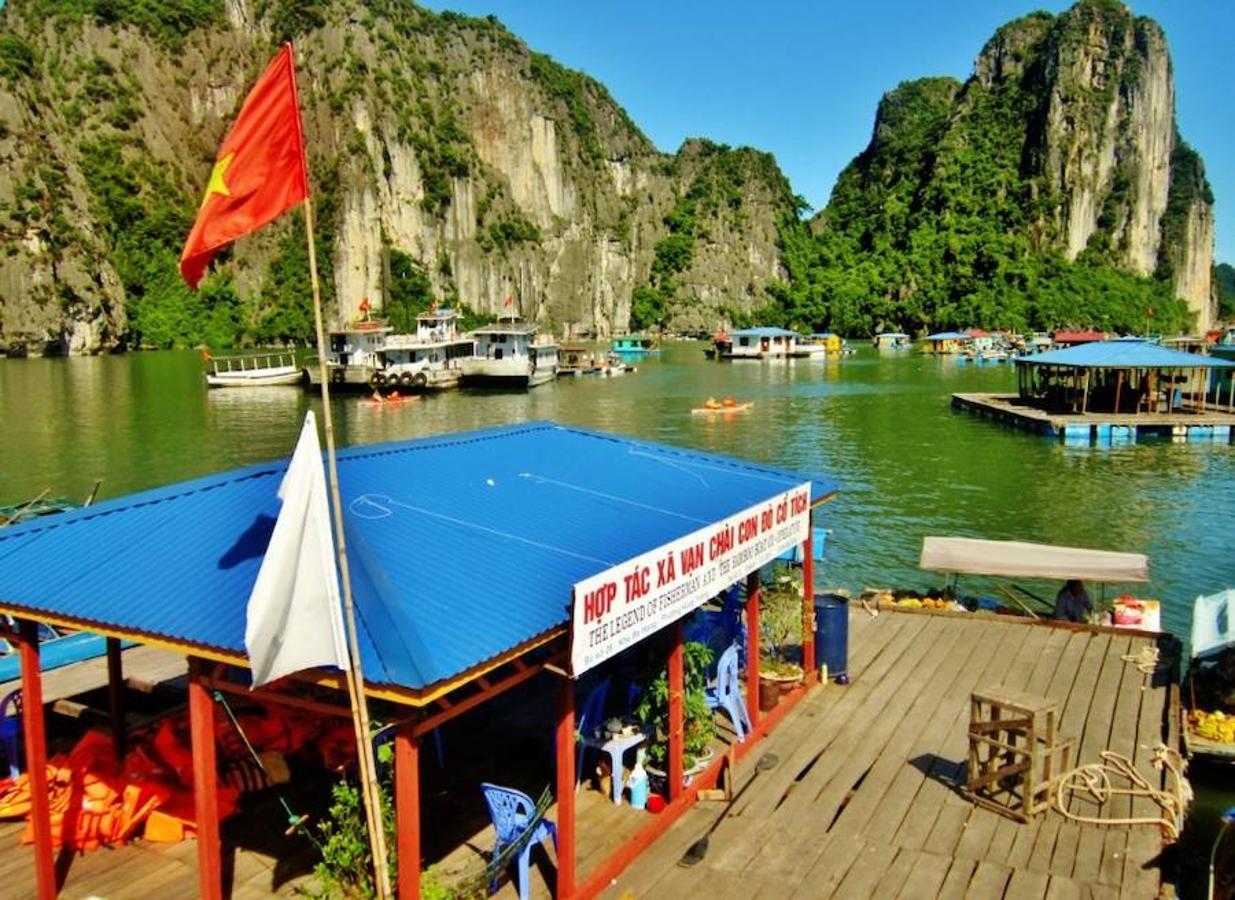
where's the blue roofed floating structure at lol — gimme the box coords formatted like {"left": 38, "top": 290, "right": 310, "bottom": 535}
{"left": 923, "top": 332, "right": 973, "bottom": 354}
{"left": 0, "top": 420, "right": 836, "bottom": 703}
{"left": 1013, "top": 338, "right": 1235, "bottom": 416}
{"left": 0, "top": 420, "right": 837, "bottom": 899}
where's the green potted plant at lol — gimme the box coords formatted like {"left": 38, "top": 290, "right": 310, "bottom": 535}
{"left": 635, "top": 641, "right": 717, "bottom": 785}
{"left": 759, "top": 564, "right": 805, "bottom": 709}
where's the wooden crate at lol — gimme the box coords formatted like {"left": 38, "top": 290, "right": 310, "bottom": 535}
{"left": 964, "top": 686, "right": 1074, "bottom": 823}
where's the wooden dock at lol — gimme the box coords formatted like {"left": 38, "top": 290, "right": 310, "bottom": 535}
{"left": 0, "top": 613, "right": 1180, "bottom": 899}
{"left": 605, "top": 610, "right": 1179, "bottom": 899}
{"left": 953, "top": 392, "right": 1235, "bottom": 443}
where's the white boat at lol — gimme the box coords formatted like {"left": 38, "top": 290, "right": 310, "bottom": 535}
{"left": 723, "top": 327, "right": 799, "bottom": 359}
{"left": 379, "top": 309, "right": 475, "bottom": 391}
{"left": 460, "top": 319, "right": 558, "bottom": 388}
{"left": 306, "top": 323, "right": 391, "bottom": 389}
{"left": 204, "top": 352, "right": 304, "bottom": 387}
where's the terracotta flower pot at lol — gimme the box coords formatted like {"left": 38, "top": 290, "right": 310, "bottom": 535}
{"left": 758, "top": 676, "right": 781, "bottom": 711}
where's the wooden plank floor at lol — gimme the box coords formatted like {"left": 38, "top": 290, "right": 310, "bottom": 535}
{"left": 0, "top": 644, "right": 186, "bottom": 704}
{"left": 604, "top": 610, "right": 1177, "bottom": 900}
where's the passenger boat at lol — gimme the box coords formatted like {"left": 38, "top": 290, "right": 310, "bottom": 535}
{"left": 610, "top": 335, "right": 660, "bottom": 355}
{"left": 792, "top": 334, "right": 833, "bottom": 358}
{"left": 377, "top": 309, "right": 475, "bottom": 391}
{"left": 460, "top": 319, "right": 558, "bottom": 388}
{"left": 305, "top": 322, "right": 391, "bottom": 390}
{"left": 558, "top": 346, "right": 596, "bottom": 377}
{"left": 204, "top": 352, "right": 304, "bottom": 387}
{"left": 1183, "top": 589, "right": 1235, "bottom": 762}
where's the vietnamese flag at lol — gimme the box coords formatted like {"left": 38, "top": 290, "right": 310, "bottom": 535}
{"left": 180, "top": 43, "right": 308, "bottom": 289}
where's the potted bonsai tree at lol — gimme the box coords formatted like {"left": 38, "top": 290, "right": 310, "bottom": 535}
{"left": 635, "top": 641, "right": 717, "bottom": 788}
{"left": 758, "top": 564, "right": 805, "bottom": 710}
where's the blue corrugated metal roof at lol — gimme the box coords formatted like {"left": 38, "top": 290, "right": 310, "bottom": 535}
{"left": 1016, "top": 339, "right": 1235, "bottom": 369}
{"left": 731, "top": 327, "right": 799, "bottom": 338}
{"left": 0, "top": 422, "right": 836, "bottom": 693}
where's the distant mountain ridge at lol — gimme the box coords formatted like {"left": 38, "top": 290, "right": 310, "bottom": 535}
{"left": 773, "top": 0, "right": 1216, "bottom": 336}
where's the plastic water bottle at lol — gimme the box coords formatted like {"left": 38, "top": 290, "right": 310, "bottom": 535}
{"left": 629, "top": 749, "right": 649, "bottom": 810}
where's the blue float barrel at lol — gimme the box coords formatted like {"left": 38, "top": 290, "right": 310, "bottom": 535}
{"left": 813, "top": 593, "right": 849, "bottom": 684}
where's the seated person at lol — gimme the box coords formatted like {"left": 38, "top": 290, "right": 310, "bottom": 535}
{"left": 1054, "top": 579, "right": 1092, "bottom": 622}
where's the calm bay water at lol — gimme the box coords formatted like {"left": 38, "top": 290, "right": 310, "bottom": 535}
{"left": 2, "top": 343, "right": 1231, "bottom": 639}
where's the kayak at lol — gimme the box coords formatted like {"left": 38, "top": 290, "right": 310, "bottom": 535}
{"left": 360, "top": 395, "right": 421, "bottom": 407}
{"left": 691, "top": 402, "right": 753, "bottom": 415}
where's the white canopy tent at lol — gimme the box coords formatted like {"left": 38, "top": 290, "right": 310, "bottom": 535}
{"left": 919, "top": 537, "right": 1149, "bottom": 583}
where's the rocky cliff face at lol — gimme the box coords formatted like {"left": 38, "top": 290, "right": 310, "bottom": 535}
{"left": 0, "top": 0, "right": 793, "bottom": 354}
{"left": 1017, "top": 1, "right": 1214, "bottom": 329}
{"left": 812, "top": 0, "right": 1215, "bottom": 334}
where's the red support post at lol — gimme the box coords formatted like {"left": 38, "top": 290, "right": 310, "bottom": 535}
{"left": 188, "top": 657, "right": 223, "bottom": 900}
{"left": 395, "top": 722, "right": 421, "bottom": 900}
{"left": 667, "top": 619, "right": 684, "bottom": 801}
{"left": 106, "top": 636, "right": 125, "bottom": 761}
{"left": 802, "top": 531, "right": 816, "bottom": 684}
{"left": 554, "top": 675, "right": 576, "bottom": 899}
{"left": 18, "top": 620, "right": 56, "bottom": 900}
{"left": 745, "top": 571, "right": 761, "bottom": 729}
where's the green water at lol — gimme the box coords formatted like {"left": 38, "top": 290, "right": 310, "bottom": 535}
{"left": 2, "top": 344, "right": 1231, "bottom": 637}
{"left": 1, "top": 343, "right": 1233, "bottom": 887}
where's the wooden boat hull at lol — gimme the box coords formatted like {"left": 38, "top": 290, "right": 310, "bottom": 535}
{"left": 206, "top": 368, "right": 304, "bottom": 387}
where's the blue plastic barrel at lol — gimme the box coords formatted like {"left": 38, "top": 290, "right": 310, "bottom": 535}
{"left": 813, "top": 593, "right": 849, "bottom": 685}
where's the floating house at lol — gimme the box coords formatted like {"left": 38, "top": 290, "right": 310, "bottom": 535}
{"left": 609, "top": 335, "right": 660, "bottom": 355}
{"left": 1052, "top": 330, "right": 1106, "bottom": 347}
{"left": 922, "top": 331, "right": 972, "bottom": 355}
{"left": 0, "top": 422, "right": 835, "bottom": 899}
{"left": 873, "top": 332, "right": 911, "bottom": 350}
{"left": 954, "top": 338, "right": 1235, "bottom": 442}
{"left": 724, "top": 327, "right": 799, "bottom": 359}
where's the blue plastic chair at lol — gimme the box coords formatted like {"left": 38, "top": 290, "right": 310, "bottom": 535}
{"left": 574, "top": 677, "right": 611, "bottom": 790}
{"left": 0, "top": 688, "right": 22, "bottom": 779}
{"left": 705, "top": 644, "right": 751, "bottom": 743}
{"left": 480, "top": 783, "right": 557, "bottom": 900}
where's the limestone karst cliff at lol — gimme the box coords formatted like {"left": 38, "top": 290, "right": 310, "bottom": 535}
{"left": 799, "top": 0, "right": 1216, "bottom": 335}
{"left": 0, "top": 0, "right": 794, "bottom": 354}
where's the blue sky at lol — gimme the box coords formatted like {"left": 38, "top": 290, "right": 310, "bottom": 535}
{"left": 421, "top": 0, "right": 1234, "bottom": 266}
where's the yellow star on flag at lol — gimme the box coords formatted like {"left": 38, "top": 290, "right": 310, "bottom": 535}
{"left": 200, "top": 152, "right": 235, "bottom": 208}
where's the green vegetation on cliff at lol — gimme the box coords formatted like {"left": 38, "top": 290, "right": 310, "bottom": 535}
{"left": 1216, "top": 263, "right": 1235, "bottom": 321}
{"left": 760, "top": 1, "right": 1204, "bottom": 336}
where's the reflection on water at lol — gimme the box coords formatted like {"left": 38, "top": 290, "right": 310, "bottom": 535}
{"left": 2, "top": 345, "right": 1233, "bottom": 639}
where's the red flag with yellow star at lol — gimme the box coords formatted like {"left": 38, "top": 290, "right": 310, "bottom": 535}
{"left": 180, "top": 43, "right": 308, "bottom": 289}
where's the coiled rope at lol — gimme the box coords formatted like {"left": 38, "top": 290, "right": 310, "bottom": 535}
{"left": 1053, "top": 744, "right": 1191, "bottom": 839}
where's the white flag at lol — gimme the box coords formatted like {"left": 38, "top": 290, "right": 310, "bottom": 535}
{"left": 245, "top": 411, "right": 351, "bottom": 687}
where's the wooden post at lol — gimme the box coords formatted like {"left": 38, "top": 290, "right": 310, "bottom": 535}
{"left": 395, "top": 722, "right": 420, "bottom": 900}
{"left": 188, "top": 657, "right": 222, "bottom": 900}
{"left": 1113, "top": 370, "right": 1124, "bottom": 414}
{"left": 554, "top": 675, "right": 576, "bottom": 898}
{"left": 302, "top": 150, "right": 392, "bottom": 900}
{"left": 1081, "top": 369, "right": 1090, "bottom": 414}
{"left": 667, "top": 620, "right": 684, "bottom": 802}
{"left": 745, "top": 571, "right": 761, "bottom": 730}
{"left": 801, "top": 531, "right": 816, "bottom": 683}
{"left": 106, "top": 637, "right": 125, "bottom": 761}
{"left": 18, "top": 620, "right": 55, "bottom": 900}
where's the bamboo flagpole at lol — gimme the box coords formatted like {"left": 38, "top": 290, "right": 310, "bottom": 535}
{"left": 179, "top": 42, "right": 392, "bottom": 896}
{"left": 292, "top": 61, "right": 394, "bottom": 899}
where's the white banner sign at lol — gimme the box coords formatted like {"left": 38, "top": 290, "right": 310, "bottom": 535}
{"left": 570, "top": 482, "right": 812, "bottom": 676}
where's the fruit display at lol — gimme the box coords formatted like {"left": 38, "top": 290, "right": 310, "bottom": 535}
{"left": 1188, "top": 709, "right": 1235, "bottom": 744}
{"left": 867, "top": 590, "right": 966, "bottom": 613}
